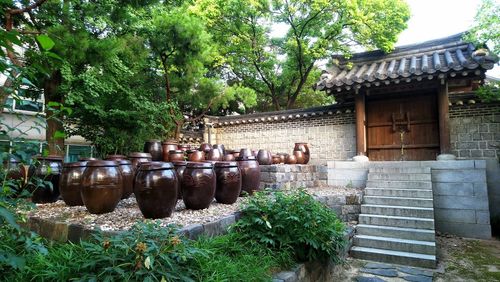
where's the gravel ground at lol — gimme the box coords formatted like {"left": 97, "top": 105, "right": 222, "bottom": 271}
{"left": 21, "top": 186, "right": 357, "bottom": 232}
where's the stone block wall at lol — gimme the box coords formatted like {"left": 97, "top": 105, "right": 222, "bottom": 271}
{"left": 260, "top": 164, "right": 328, "bottom": 189}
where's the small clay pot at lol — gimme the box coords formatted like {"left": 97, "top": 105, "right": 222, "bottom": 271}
{"left": 59, "top": 161, "right": 87, "bottom": 206}
{"left": 207, "top": 148, "right": 223, "bottom": 161}
{"left": 173, "top": 161, "right": 187, "bottom": 199}
{"left": 134, "top": 162, "right": 178, "bottom": 219}
{"left": 28, "top": 155, "right": 63, "bottom": 203}
{"left": 257, "top": 149, "right": 272, "bottom": 165}
{"left": 117, "top": 160, "right": 134, "bottom": 199}
{"left": 162, "top": 141, "right": 178, "bottom": 161}
{"left": 236, "top": 156, "right": 261, "bottom": 195}
{"left": 182, "top": 162, "right": 216, "bottom": 210}
{"left": 169, "top": 150, "right": 185, "bottom": 162}
{"left": 144, "top": 140, "right": 163, "bottom": 161}
{"left": 285, "top": 154, "right": 297, "bottom": 165}
{"left": 277, "top": 153, "right": 287, "bottom": 164}
{"left": 105, "top": 155, "right": 127, "bottom": 161}
{"left": 272, "top": 155, "right": 281, "bottom": 164}
{"left": 188, "top": 150, "right": 205, "bottom": 162}
{"left": 199, "top": 143, "right": 212, "bottom": 153}
{"left": 223, "top": 154, "right": 235, "bottom": 161}
{"left": 128, "top": 152, "right": 152, "bottom": 171}
{"left": 214, "top": 161, "right": 241, "bottom": 204}
{"left": 232, "top": 152, "right": 241, "bottom": 158}
{"left": 81, "top": 160, "right": 122, "bottom": 214}
{"left": 252, "top": 150, "right": 258, "bottom": 157}
{"left": 294, "top": 143, "right": 310, "bottom": 164}
{"left": 213, "top": 144, "right": 225, "bottom": 155}
{"left": 239, "top": 148, "right": 253, "bottom": 158}
{"left": 293, "top": 150, "right": 306, "bottom": 164}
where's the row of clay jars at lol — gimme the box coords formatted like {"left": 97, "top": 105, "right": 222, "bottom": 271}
{"left": 271, "top": 150, "right": 306, "bottom": 164}
{"left": 27, "top": 155, "right": 64, "bottom": 203}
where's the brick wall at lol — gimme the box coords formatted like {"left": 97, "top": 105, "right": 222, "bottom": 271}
{"left": 212, "top": 113, "right": 356, "bottom": 164}
{"left": 449, "top": 103, "right": 500, "bottom": 159}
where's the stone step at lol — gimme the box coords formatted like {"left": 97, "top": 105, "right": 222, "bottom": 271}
{"left": 356, "top": 224, "right": 436, "bottom": 241}
{"left": 354, "top": 235, "right": 436, "bottom": 255}
{"left": 366, "top": 180, "right": 432, "bottom": 189}
{"left": 361, "top": 204, "right": 434, "bottom": 218}
{"left": 359, "top": 214, "right": 435, "bottom": 230}
{"left": 363, "top": 196, "right": 433, "bottom": 208}
{"left": 368, "top": 173, "right": 431, "bottom": 181}
{"left": 350, "top": 246, "right": 436, "bottom": 268}
{"left": 369, "top": 167, "right": 431, "bottom": 174}
{"left": 365, "top": 188, "right": 433, "bottom": 198}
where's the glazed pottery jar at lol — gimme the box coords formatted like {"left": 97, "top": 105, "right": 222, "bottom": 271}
{"left": 294, "top": 143, "right": 310, "bottom": 164}
{"left": 199, "top": 143, "right": 212, "bottom": 153}
{"left": 232, "top": 152, "right": 241, "bottom": 158}
{"left": 59, "top": 161, "right": 87, "bottom": 206}
{"left": 272, "top": 155, "right": 281, "bottom": 164}
{"left": 239, "top": 148, "right": 253, "bottom": 159}
{"left": 214, "top": 162, "right": 241, "bottom": 204}
{"left": 173, "top": 161, "right": 187, "bottom": 199}
{"left": 207, "top": 148, "right": 223, "bottom": 161}
{"left": 257, "top": 150, "right": 272, "bottom": 165}
{"left": 144, "top": 140, "right": 163, "bottom": 161}
{"left": 182, "top": 162, "right": 216, "bottom": 210}
{"left": 28, "top": 155, "right": 63, "bottom": 203}
{"left": 285, "top": 154, "right": 297, "bottom": 164}
{"left": 134, "top": 162, "right": 178, "bottom": 219}
{"left": 105, "top": 155, "right": 127, "bottom": 161}
{"left": 236, "top": 156, "right": 261, "bottom": 195}
{"left": 169, "top": 150, "right": 185, "bottom": 162}
{"left": 128, "top": 152, "right": 152, "bottom": 170}
{"left": 188, "top": 150, "right": 205, "bottom": 162}
{"left": 213, "top": 144, "right": 225, "bottom": 155}
{"left": 277, "top": 153, "right": 287, "bottom": 164}
{"left": 162, "top": 141, "right": 178, "bottom": 161}
{"left": 117, "top": 160, "right": 134, "bottom": 199}
{"left": 293, "top": 150, "right": 306, "bottom": 164}
{"left": 81, "top": 160, "right": 122, "bottom": 214}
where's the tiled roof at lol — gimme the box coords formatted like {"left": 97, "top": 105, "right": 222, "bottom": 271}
{"left": 316, "top": 33, "right": 498, "bottom": 93}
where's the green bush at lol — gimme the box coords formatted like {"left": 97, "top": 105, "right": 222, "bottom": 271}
{"left": 232, "top": 189, "right": 346, "bottom": 263}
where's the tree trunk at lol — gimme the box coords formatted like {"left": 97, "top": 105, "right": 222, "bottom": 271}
{"left": 44, "top": 71, "right": 64, "bottom": 156}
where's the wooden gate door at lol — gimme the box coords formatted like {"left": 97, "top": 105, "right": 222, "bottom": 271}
{"left": 366, "top": 92, "right": 440, "bottom": 161}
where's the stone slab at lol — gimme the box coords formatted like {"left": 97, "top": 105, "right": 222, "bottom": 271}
{"left": 360, "top": 268, "right": 398, "bottom": 277}
{"left": 434, "top": 195, "right": 489, "bottom": 210}
{"left": 434, "top": 208, "right": 476, "bottom": 224}
{"left": 431, "top": 169, "right": 486, "bottom": 183}
{"left": 435, "top": 221, "right": 491, "bottom": 239}
{"left": 433, "top": 182, "right": 474, "bottom": 196}
{"left": 402, "top": 275, "right": 432, "bottom": 282}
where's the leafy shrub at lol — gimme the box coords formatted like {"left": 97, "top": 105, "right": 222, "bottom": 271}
{"left": 232, "top": 189, "right": 346, "bottom": 263}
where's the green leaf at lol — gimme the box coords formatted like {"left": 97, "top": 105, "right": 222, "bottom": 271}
{"left": 36, "top": 35, "right": 55, "bottom": 51}
{"left": 0, "top": 206, "right": 20, "bottom": 230}
{"left": 53, "top": 130, "right": 66, "bottom": 139}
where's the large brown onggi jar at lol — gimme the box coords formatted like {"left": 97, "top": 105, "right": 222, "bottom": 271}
{"left": 162, "top": 141, "right": 178, "bottom": 161}
{"left": 182, "top": 162, "right": 216, "bottom": 210}
{"left": 236, "top": 156, "right": 261, "bottom": 196}
{"left": 214, "top": 161, "right": 241, "bottom": 204}
{"left": 105, "top": 155, "right": 127, "bottom": 161}
{"left": 144, "top": 140, "right": 163, "bottom": 161}
{"left": 207, "top": 148, "right": 222, "bottom": 161}
{"left": 239, "top": 148, "right": 253, "bottom": 159}
{"left": 173, "top": 161, "right": 187, "bottom": 199}
{"left": 28, "top": 155, "right": 63, "bottom": 203}
{"left": 134, "top": 162, "right": 178, "bottom": 219}
{"left": 128, "top": 152, "right": 152, "bottom": 171}
{"left": 81, "top": 160, "right": 122, "bottom": 214}
{"left": 117, "top": 160, "right": 134, "bottom": 199}
{"left": 169, "top": 150, "right": 185, "bottom": 162}
{"left": 294, "top": 143, "right": 310, "bottom": 164}
{"left": 257, "top": 149, "right": 272, "bottom": 165}
{"left": 59, "top": 161, "right": 87, "bottom": 206}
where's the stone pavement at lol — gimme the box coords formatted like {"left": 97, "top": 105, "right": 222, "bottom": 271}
{"left": 354, "top": 261, "right": 434, "bottom": 282}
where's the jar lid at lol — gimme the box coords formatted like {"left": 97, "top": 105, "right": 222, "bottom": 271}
{"left": 116, "top": 160, "right": 132, "bottom": 165}
{"left": 172, "top": 161, "right": 187, "bottom": 166}
{"left": 214, "top": 161, "right": 238, "bottom": 167}
{"left": 138, "top": 161, "right": 173, "bottom": 171}
{"left": 169, "top": 150, "right": 184, "bottom": 154}
{"left": 236, "top": 156, "right": 256, "bottom": 161}
{"left": 86, "top": 160, "right": 118, "bottom": 167}
{"left": 63, "top": 161, "right": 88, "bottom": 168}
{"left": 128, "top": 152, "right": 152, "bottom": 158}
{"left": 186, "top": 162, "right": 213, "bottom": 168}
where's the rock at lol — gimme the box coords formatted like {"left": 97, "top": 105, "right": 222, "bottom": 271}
{"left": 398, "top": 266, "right": 434, "bottom": 277}
{"left": 402, "top": 275, "right": 433, "bottom": 282}
{"left": 355, "top": 276, "right": 387, "bottom": 282}
{"left": 360, "top": 268, "right": 398, "bottom": 277}
{"left": 364, "top": 263, "right": 396, "bottom": 269}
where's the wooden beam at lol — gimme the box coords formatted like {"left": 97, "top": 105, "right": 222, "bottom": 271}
{"left": 438, "top": 82, "right": 451, "bottom": 154}
{"left": 355, "top": 92, "right": 366, "bottom": 156}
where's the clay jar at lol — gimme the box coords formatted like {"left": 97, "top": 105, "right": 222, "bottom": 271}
{"left": 128, "top": 152, "right": 152, "bottom": 171}
{"left": 257, "top": 149, "right": 272, "bottom": 165}
{"left": 214, "top": 162, "right": 241, "bottom": 204}
{"left": 144, "top": 140, "right": 163, "bottom": 161}
{"left": 59, "top": 161, "right": 87, "bottom": 206}
{"left": 286, "top": 154, "right": 297, "bottom": 165}
{"left": 272, "top": 155, "right": 281, "bottom": 164}
{"left": 81, "top": 160, "right": 123, "bottom": 214}
{"left": 223, "top": 154, "right": 235, "bottom": 161}
{"left": 237, "top": 156, "right": 261, "bottom": 195}
{"left": 162, "top": 141, "right": 178, "bottom": 161}
{"left": 105, "top": 155, "right": 127, "bottom": 161}
{"left": 117, "top": 160, "right": 134, "bottom": 199}
{"left": 134, "top": 162, "right": 178, "bottom": 219}
{"left": 293, "top": 150, "right": 306, "bottom": 164}
{"left": 173, "top": 161, "right": 187, "bottom": 199}
{"left": 294, "top": 143, "right": 310, "bottom": 164}
{"left": 213, "top": 144, "right": 225, "bottom": 155}
{"left": 169, "top": 150, "right": 185, "bottom": 162}
{"left": 182, "top": 162, "right": 216, "bottom": 210}
{"left": 199, "top": 143, "right": 212, "bottom": 153}
{"left": 3, "top": 157, "right": 26, "bottom": 193}
{"left": 178, "top": 145, "right": 190, "bottom": 152}
{"left": 207, "top": 148, "right": 223, "bottom": 161}
{"left": 188, "top": 150, "right": 205, "bottom": 162}
{"left": 28, "top": 155, "right": 63, "bottom": 203}
{"left": 277, "top": 153, "right": 287, "bottom": 164}
{"left": 239, "top": 148, "right": 253, "bottom": 159}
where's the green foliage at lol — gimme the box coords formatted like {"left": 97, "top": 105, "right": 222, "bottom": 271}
{"left": 475, "top": 81, "right": 500, "bottom": 102}
{"left": 232, "top": 189, "right": 347, "bottom": 262}
{"left": 465, "top": 0, "right": 500, "bottom": 55}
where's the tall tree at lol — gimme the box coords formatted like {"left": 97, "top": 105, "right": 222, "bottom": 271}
{"left": 191, "top": 0, "right": 410, "bottom": 110}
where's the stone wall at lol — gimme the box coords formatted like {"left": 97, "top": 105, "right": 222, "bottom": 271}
{"left": 260, "top": 164, "right": 328, "bottom": 189}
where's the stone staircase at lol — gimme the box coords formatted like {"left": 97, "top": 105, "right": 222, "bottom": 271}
{"left": 351, "top": 167, "right": 437, "bottom": 268}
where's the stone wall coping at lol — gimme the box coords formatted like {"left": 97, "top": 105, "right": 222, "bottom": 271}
{"left": 327, "top": 160, "right": 489, "bottom": 170}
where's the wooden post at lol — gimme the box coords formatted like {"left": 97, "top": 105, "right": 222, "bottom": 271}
{"left": 438, "top": 82, "right": 451, "bottom": 154}
{"left": 355, "top": 92, "right": 366, "bottom": 156}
